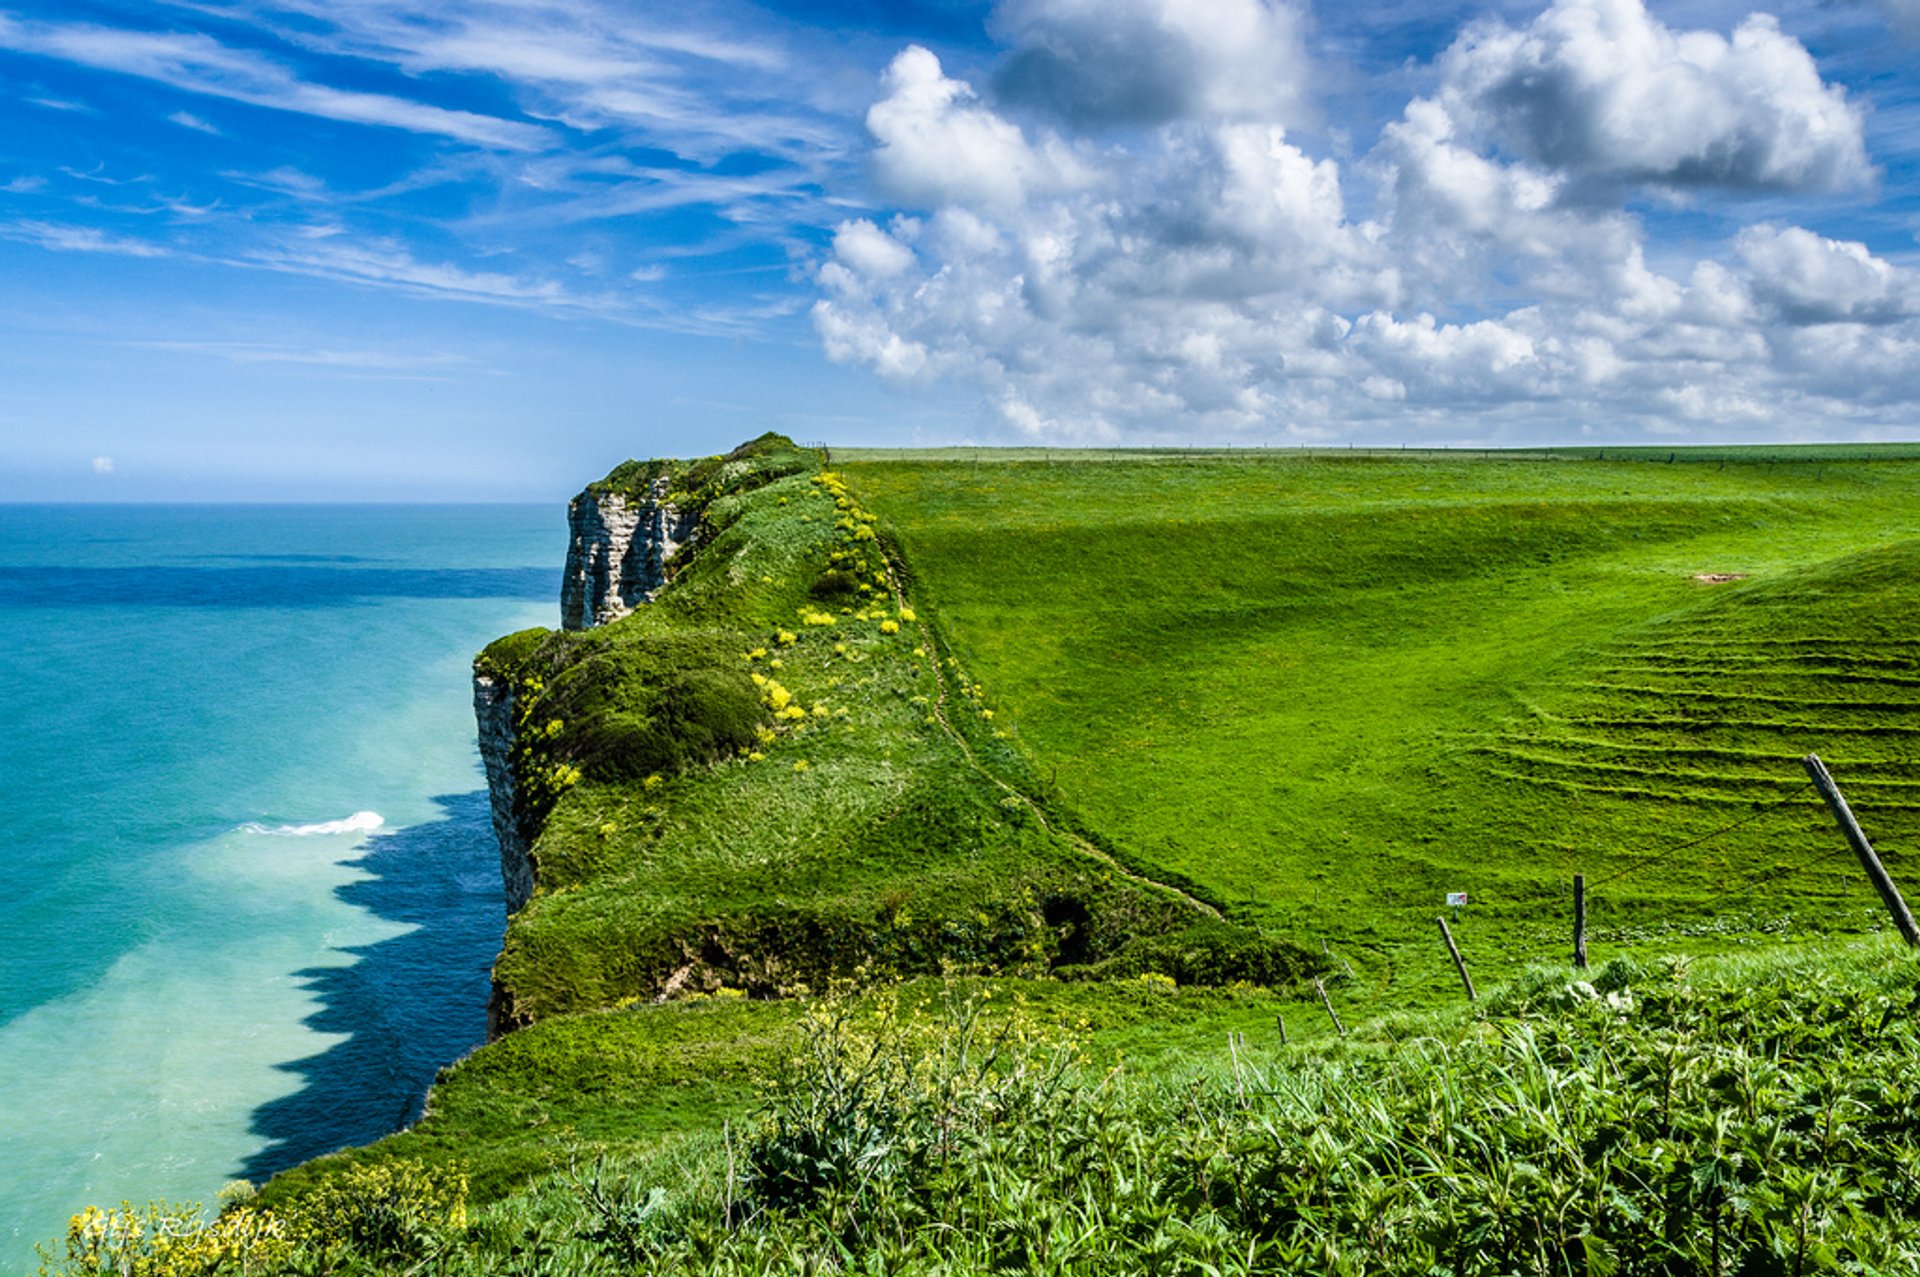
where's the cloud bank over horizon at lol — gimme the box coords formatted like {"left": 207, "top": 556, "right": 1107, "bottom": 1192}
{"left": 2, "top": 0, "right": 1919, "bottom": 488}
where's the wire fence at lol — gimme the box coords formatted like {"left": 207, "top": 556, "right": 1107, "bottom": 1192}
{"left": 1583, "top": 781, "right": 1816, "bottom": 890}
{"left": 1294, "top": 758, "right": 1916, "bottom": 1036}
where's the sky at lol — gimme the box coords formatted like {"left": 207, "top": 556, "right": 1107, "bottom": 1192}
{"left": 2, "top": 0, "right": 1918, "bottom": 499}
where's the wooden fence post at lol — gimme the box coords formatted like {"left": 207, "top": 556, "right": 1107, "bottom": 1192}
{"left": 1804, "top": 753, "right": 1920, "bottom": 948}
{"left": 1574, "top": 873, "right": 1588, "bottom": 970}
{"left": 1437, "top": 916, "right": 1477, "bottom": 1001}
{"left": 1313, "top": 978, "right": 1345, "bottom": 1037}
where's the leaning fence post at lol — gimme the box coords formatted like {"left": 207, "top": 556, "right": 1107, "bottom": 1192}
{"left": 1313, "top": 977, "right": 1345, "bottom": 1037}
{"left": 1436, "top": 916, "right": 1477, "bottom": 1001}
{"left": 1804, "top": 753, "right": 1920, "bottom": 948}
{"left": 1574, "top": 873, "right": 1588, "bottom": 970}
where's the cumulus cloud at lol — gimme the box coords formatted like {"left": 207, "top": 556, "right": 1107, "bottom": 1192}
{"left": 1736, "top": 225, "right": 1918, "bottom": 325}
{"left": 1434, "top": 0, "right": 1870, "bottom": 195}
{"left": 989, "top": 0, "right": 1308, "bottom": 129}
{"left": 813, "top": 8, "right": 1920, "bottom": 444}
{"left": 867, "top": 46, "right": 1093, "bottom": 212}
{"left": 818, "top": 49, "right": 1390, "bottom": 438}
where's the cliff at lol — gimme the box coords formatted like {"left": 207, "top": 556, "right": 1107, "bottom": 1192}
{"left": 472, "top": 671, "right": 532, "bottom": 914}
{"left": 467, "top": 433, "right": 1301, "bottom": 1039}
{"left": 560, "top": 477, "right": 700, "bottom": 630}
{"left": 483, "top": 465, "right": 708, "bottom": 914}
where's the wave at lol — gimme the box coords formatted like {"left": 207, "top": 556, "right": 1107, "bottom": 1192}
{"left": 239, "top": 811, "right": 385, "bottom": 837}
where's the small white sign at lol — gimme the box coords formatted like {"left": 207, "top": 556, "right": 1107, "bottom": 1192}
{"left": 1446, "top": 892, "right": 1470, "bottom": 907}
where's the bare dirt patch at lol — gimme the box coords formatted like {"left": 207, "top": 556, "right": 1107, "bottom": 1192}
{"left": 1692, "top": 572, "right": 1749, "bottom": 584}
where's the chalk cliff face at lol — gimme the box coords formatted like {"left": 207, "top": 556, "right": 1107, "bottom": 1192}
{"left": 478, "top": 473, "right": 702, "bottom": 917}
{"left": 473, "top": 673, "right": 534, "bottom": 914}
{"left": 560, "top": 478, "right": 700, "bottom": 630}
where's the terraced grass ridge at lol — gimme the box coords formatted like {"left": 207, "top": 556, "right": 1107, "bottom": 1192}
{"left": 42, "top": 437, "right": 1920, "bottom": 1276}
{"left": 841, "top": 446, "right": 1920, "bottom": 995}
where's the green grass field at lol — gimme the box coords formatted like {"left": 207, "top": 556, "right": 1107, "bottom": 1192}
{"left": 841, "top": 449, "right": 1920, "bottom": 1007}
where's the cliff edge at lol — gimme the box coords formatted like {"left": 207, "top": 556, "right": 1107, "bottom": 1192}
{"left": 469, "top": 432, "right": 1314, "bottom": 1039}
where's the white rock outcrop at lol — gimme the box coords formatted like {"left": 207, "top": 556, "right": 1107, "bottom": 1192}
{"left": 560, "top": 478, "right": 699, "bottom": 630}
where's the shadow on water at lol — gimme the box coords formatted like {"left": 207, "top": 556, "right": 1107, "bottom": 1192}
{"left": 239, "top": 791, "right": 505, "bottom": 1183}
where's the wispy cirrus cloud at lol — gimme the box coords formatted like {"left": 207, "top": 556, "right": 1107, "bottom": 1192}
{"left": 0, "top": 10, "right": 550, "bottom": 148}
{"left": 166, "top": 109, "right": 219, "bottom": 133}
{"left": 233, "top": 234, "right": 594, "bottom": 308}
{"left": 169, "top": 0, "right": 857, "bottom": 165}
{"left": 2, "top": 218, "right": 169, "bottom": 255}
{"left": 127, "top": 339, "right": 477, "bottom": 372}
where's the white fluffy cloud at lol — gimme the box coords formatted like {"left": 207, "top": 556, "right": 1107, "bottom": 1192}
{"left": 989, "top": 0, "right": 1308, "bottom": 129}
{"left": 821, "top": 48, "right": 1380, "bottom": 438}
{"left": 1434, "top": 0, "right": 1870, "bottom": 194}
{"left": 866, "top": 46, "right": 1093, "bottom": 212}
{"left": 813, "top": 1, "right": 1919, "bottom": 442}
{"left": 1737, "top": 225, "right": 1918, "bottom": 324}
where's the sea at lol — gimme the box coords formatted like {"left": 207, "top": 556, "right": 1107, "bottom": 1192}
{"left": 0, "top": 504, "right": 560, "bottom": 1271}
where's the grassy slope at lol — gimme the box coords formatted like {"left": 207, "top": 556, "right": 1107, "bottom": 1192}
{"left": 224, "top": 942, "right": 1920, "bottom": 1275}
{"left": 841, "top": 450, "right": 1920, "bottom": 1011}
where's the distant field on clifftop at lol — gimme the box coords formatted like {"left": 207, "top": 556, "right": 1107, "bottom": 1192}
{"left": 844, "top": 447, "right": 1920, "bottom": 1003}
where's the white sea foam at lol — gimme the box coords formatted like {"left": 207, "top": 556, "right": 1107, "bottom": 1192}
{"left": 238, "top": 811, "right": 384, "bottom": 837}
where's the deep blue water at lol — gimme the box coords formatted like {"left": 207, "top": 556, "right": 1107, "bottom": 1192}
{"left": 0, "top": 505, "right": 559, "bottom": 1269}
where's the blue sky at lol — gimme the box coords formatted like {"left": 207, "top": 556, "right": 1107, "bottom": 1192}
{"left": 2, "top": 0, "right": 1917, "bottom": 499}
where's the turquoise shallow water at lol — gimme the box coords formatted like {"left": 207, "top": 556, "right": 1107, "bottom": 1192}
{"left": 0, "top": 505, "right": 559, "bottom": 1270}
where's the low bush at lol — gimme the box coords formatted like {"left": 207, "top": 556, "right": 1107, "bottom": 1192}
{"left": 535, "top": 635, "right": 764, "bottom": 784}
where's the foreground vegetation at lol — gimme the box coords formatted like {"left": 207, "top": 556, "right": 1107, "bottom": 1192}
{"left": 44, "top": 943, "right": 1920, "bottom": 1273}
{"left": 45, "top": 439, "right": 1920, "bottom": 1273}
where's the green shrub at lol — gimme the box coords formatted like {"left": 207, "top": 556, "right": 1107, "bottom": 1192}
{"left": 280, "top": 1158, "right": 469, "bottom": 1263}
{"left": 531, "top": 633, "right": 764, "bottom": 784}
{"left": 37, "top": 1202, "right": 291, "bottom": 1276}
{"left": 740, "top": 989, "right": 1076, "bottom": 1226}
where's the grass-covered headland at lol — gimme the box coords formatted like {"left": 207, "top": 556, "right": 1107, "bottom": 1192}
{"left": 43, "top": 437, "right": 1920, "bottom": 1275}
